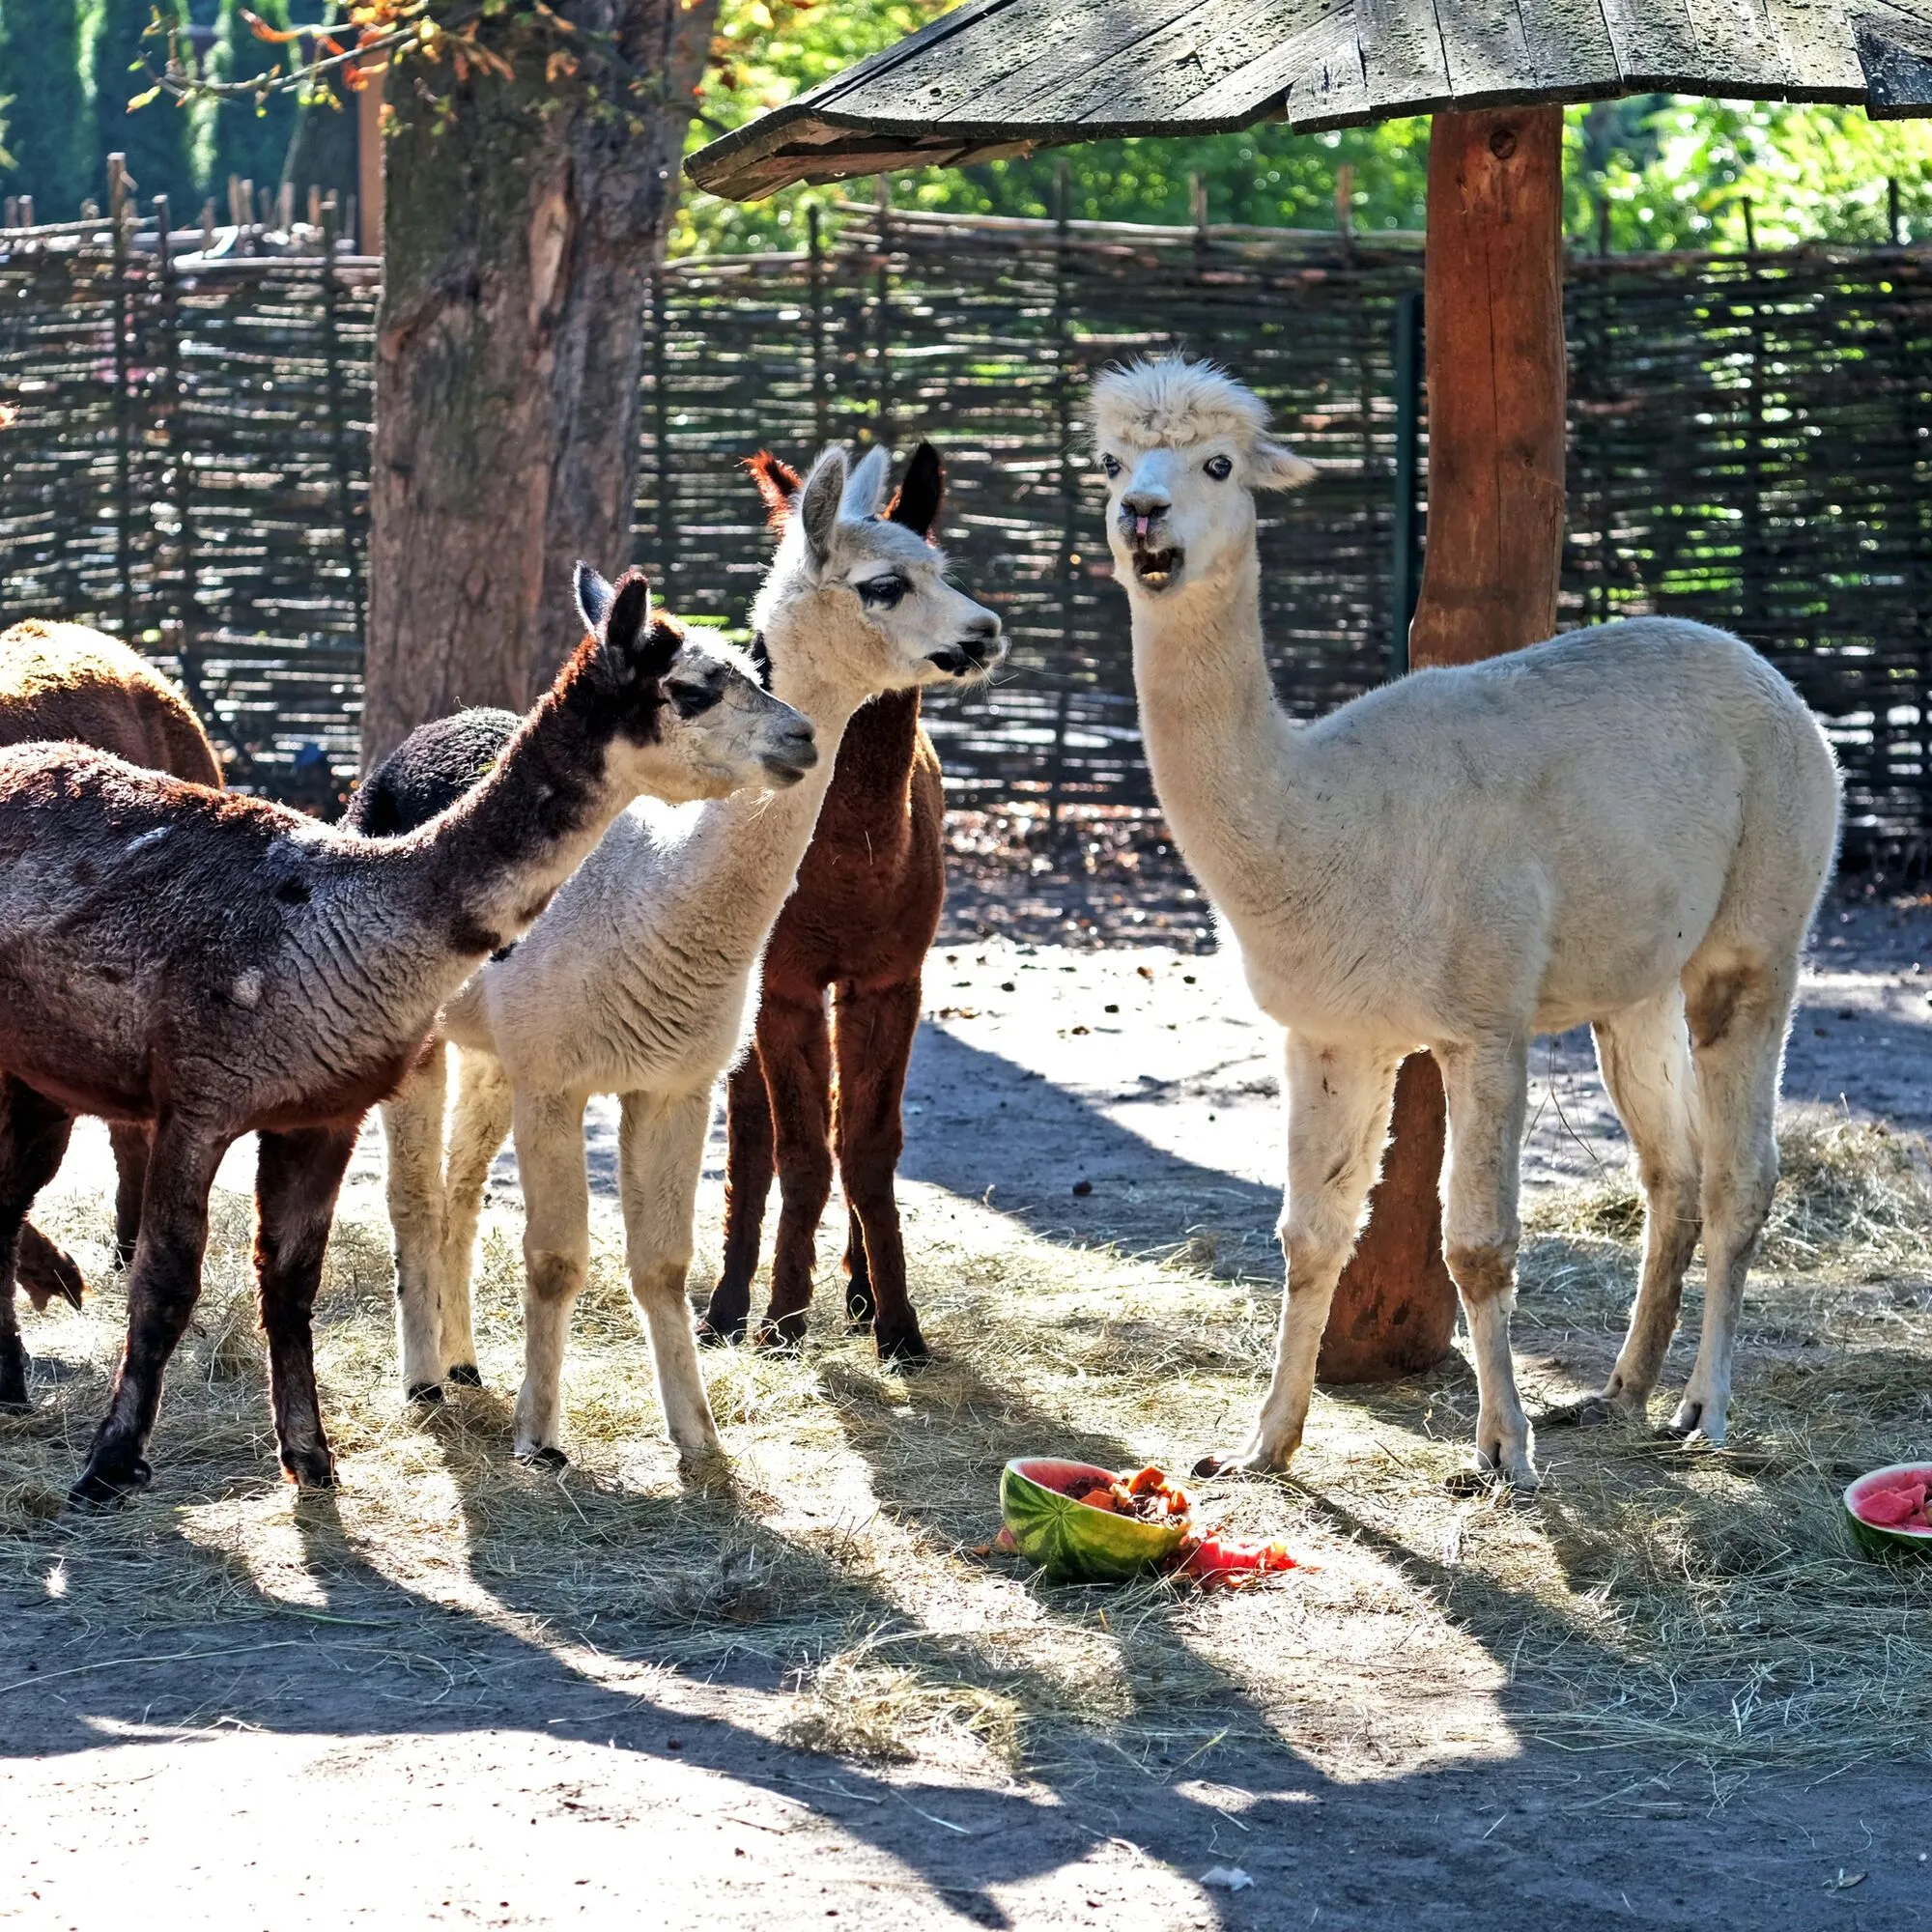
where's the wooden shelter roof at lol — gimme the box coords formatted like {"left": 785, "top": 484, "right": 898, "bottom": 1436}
{"left": 689, "top": 0, "right": 1932, "bottom": 199}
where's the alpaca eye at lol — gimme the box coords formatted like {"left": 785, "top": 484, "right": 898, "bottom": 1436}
{"left": 857, "top": 575, "right": 907, "bottom": 609}
{"left": 667, "top": 679, "right": 721, "bottom": 720}
{"left": 1204, "top": 454, "right": 1234, "bottom": 480}
{"left": 1100, "top": 455, "right": 1122, "bottom": 479}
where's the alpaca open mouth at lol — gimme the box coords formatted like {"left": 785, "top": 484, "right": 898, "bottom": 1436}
{"left": 926, "top": 644, "right": 994, "bottom": 679}
{"left": 1130, "top": 543, "right": 1183, "bottom": 589}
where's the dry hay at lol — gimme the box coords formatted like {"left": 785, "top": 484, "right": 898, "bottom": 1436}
{"left": 1, "top": 1115, "right": 1928, "bottom": 1782}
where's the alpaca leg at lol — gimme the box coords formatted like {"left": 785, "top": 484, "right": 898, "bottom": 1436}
{"left": 1197, "top": 1037, "right": 1401, "bottom": 1476}
{"left": 699, "top": 1047, "right": 775, "bottom": 1347}
{"left": 440, "top": 1047, "right": 513, "bottom": 1387}
{"left": 841, "top": 1208, "right": 871, "bottom": 1328}
{"left": 754, "top": 991, "right": 834, "bottom": 1351}
{"left": 1543, "top": 991, "right": 1703, "bottom": 1430}
{"left": 509, "top": 1087, "right": 590, "bottom": 1467}
{"left": 831, "top": 979, "right": 927, "bottom": 1362}
{"left": 71, "top": 1121, "right": 228, "bottom": 1505}
{"left": 1665, "top": 957, "right": 1792, "bottom": 1444}
{"left": 255, "top": 1122, "right": 359, "bottom": 1488}
{"left": 618, "top": 1087, "right": 725, "bottom": 1462}
{"left": 1435, "top": 1037, "right": 1538, "bottom": 1489}
{"left": 0, "top": 1079, "right": 75, "bottom": 1406}
{"left": 108, "top": 1121, "right": 151, "bottom": 1268}
{"left": 383, "top": 1040, "right": 449, "bottom": 1403}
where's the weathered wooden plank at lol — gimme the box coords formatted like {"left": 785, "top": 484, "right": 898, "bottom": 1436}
{"left": 1686, "top": 0, "right": 1795, "bottom": 92}
{"left": 1856, "top": 0, "right": 1932, "bottom": 115}
{"left": 1516, "top": 0, "right": 1622, "bottom": 91}
{"left": 1220, "top": 0, "right": 1372, "bottom": 130}
{"left": 1598, "top": 0, "right": 1702, "bottom": 86}
{"left": 1764, "top": 0, "right": 1865, "bottom": 94}
{"left": 1357, "top": 0, "right": 1453, "bottom": 113}
{"left": 1433, "top": 0, "right": 1542, "bottom": 101}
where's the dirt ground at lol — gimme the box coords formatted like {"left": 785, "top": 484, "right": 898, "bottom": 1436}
{"left": 3, "top": 876, "right": 1931, "bottom": 1930}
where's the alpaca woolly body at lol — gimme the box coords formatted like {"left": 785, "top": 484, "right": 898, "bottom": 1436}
{"left": 0, "top": 572, "right": 811, "bottom": 1502}
{"left": 1091, "top": 356, "right": 1841, "bottom": 1485}
{"left": 378, "top": 442, "right": 1005, "bottom": 1465}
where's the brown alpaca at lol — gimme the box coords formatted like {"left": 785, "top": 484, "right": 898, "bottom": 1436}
{"left": 0, "top": 569, "right": 815, "bottom": 1502}
{"left": 0, "top": 621, "right": 223, "bottom": 1310}
{"left": 699, "top": 445, "right": 950, "bottom": 1361}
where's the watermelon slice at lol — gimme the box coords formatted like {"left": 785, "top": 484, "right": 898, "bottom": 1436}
{"left": 1843, "top": 1462, "right": 1932, "bottom": 1562}
{"left": 999, "top": 1459, "right": 1189, "bottom": 1581}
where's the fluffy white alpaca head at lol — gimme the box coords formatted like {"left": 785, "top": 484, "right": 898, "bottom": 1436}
{"left": 751, "top": 442, "right": 1006, "bottom": 698}
{"left": 1089, "top": 357, "right": 1315, "bottom": 598}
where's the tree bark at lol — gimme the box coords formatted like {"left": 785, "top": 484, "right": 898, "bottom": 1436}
{"left": 1318, "top": 105, "right": 1567, "bottom": 1384}
{"left": 361, "top": 0, "right": 719, "bottom": 770}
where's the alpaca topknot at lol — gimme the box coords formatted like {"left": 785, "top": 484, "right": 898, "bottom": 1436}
{"left": 1089, "top": 355, "right": 1272, "bottom": 453}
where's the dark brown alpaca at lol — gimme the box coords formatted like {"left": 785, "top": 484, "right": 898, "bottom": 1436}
{"left": 0, "top": 570, "right": 815, "bottom": 1503}
{"left": 0, "top": 621, "right": 223, "bottom": 1311}
{"left": 700, "top": 445, "right": 950, "bottom": 1362}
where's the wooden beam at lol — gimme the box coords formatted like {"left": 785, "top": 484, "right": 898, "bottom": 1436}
{"left": 1317, "top": 103, "right": 1565, "bottom": 1383}
{"left": 357, "top": 63, "right": 386, "bottom": 257}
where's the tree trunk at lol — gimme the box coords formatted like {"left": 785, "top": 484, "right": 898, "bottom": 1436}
{"left": 1318, "top": 105, "right": 1567, "bottom": 1384}
{"left": 361, "top": 0, "right": 719, "bottom": 770}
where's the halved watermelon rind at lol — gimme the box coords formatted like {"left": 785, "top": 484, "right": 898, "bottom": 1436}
{"left": 1000, "top": 1458, "right": 1188, "bottom": 1581}
{"left": 1842, "top": 1461, "right": 1932, "bottom": 1563}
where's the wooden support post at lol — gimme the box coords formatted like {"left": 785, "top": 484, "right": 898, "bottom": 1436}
{"left": 1317, "top": 105, "right": 1566, "bottom": 1384}
{"left": 356, "top": 66, "right": 385, "bottom": 256}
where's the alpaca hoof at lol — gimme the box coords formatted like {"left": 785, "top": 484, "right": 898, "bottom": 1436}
{"left": 518, "top": 1443, "right": 569, "bottom": 1471}
{"left": 0, "top": 1347, "right": 30, "bottom": 1410}
{"left": 1658, "top": 1399, "right": 1704, "bottom": 1442}
{"left": 406, "top": 1380, "right": 445, "bottom": 1407}
{"left": 445, "top": 1363, "right": 483, "bottom": 1389}
{"left": 875, "top": 1323, "right": 931, "bottom": 1366}
{"left": 69, "top": 1455, "right": 152, "bottom": 1510}
{"left": 1537, "top": 1394, "right": 1621, "bottom": 1430}
{"left": 1191, "top": 1445, "right": 1287, "bottom": 1480}
{"left": 282, "top": 1448, "right": 337, "bottom": 1490}
{"left": 1459, "top": 1443, "right": 1541, "bottom": 1494}
{"left": 15, "top": 1229, "right": 87, "bottom": 1313}
{"left": 753, "top": 1314, "right": 807, "bottom": 1353}
{"left": 696, "top": 1310, "right": 746, "bottom": 1349}
{"left": 844, "top": 1289, "right": 877, "bottom": 1329}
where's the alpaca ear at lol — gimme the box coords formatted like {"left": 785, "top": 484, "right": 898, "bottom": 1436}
{"left": 575, "top": 561, "right": 615, "bottom": 635}
{"left": 1251, "top": 439, "right": 1317, "bottom": 492}
{"left": 886, "top": 440, "right": 944, "bottom": 539}
{"left": 596, "top": 569, "right": 655, "bottom": 682}
{"left": 637, "top": 614, "right": 685, "bottom": 682}
{"left": 799, "top": 447, "right": 847, "bottom": 566}
{"left": 842, "top": 443, "right": 891, "bottom": 521}
{"left": 745, "top": 450, "right": 803, "bottom": 531}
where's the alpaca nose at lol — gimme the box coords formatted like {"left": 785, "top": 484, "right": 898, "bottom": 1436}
{"left": 1121, "top": 491, "right": 1170, "bottom": 538}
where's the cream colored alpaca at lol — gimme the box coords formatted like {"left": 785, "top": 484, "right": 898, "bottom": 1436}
{"left": 381, "top": 445, "right": 1004, "bottom": 1463}
{"left": 1091, "top": 357, "right": 1840, "bottom": 1487}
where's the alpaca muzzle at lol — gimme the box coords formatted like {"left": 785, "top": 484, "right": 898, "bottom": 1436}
{"left": 760, "top": 722, "right": 819, "bottom": 787}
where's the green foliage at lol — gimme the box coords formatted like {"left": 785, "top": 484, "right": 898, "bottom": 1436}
{"left": 679, "top": 0, "right": 1932, "bottom": 256}
{"left": 88, "top": 0, "right": 201, "bottom": 213}
{"left": 0, "top": 0, "right": 97, "bottom": 215}
{"left": 201, "top": 0, "right": 299, "bottom": 197}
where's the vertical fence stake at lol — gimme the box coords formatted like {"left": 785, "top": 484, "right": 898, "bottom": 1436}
{"left": 320, "top": 194, "right": 365, "bottom": 648}
{"left": 155, "top": 195, "right": 210, "bottom": 731}
{"left": 872, "top": 177, "right": 894, "bottom": 448}
{"left": 808, "top": 203, "right": 831, "bottom": 449}
{"left": 1388, "top": 288, "right": 1423, "bottom": 678}
{"left": 1046, "top": 158, "right": 1077, "bottom": 832}
{"left": 107, "top": 155, "right": 135, "bottom": 647}
{"left": 650, "top": 270, "right": 675, "bottom": 605}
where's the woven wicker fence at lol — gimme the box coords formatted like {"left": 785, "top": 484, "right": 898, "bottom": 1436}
{"left": 2, "top": 205, "right": 1928, "bottom": 861}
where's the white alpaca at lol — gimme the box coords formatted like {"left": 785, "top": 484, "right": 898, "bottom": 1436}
{"left": 380, "top": 444, "right": 1004, "bottom": 1463}
{"left": 1090, "top": 357, "right": 1840, "bottom": 1487}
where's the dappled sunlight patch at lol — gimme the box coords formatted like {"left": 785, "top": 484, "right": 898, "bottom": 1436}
{"left": 3, "top": 1133, "right": 1928, "bottom": 1781}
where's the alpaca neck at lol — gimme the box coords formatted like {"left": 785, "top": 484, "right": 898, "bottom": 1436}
{"left": 407, "top": 658, "right": 628, "bottom": 954}
{"left": 1128, "top": 548, "right": 1318, "bottom": 930}
{"left": 820, "top": 689, "right": 922, "bottom": 833}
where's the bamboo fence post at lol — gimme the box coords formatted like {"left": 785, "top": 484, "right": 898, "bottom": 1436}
{"left": 320, "top": 194, "right": 366, "bottom": 646}
{"left": 808, "top": 203, "right": 831, "bottom": 448}
{"left": 873, "top": 176, "right": 894, "bottom": 447}
{"left": 1046, "top": 157, "right": 1077, "bottom": 831}
{"left": 107, "top": 154, "right": 135, "bottom": 647}
{"left": 1388, "top": 288, "right": 1423, "bottom": 677}
{"left": 650, "top": 269, "right": 675, "bottom": 604}
{"left": 154, "top": 195, "right": 209, "bottom": 727}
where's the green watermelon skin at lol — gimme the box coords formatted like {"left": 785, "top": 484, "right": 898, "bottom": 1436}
{"left": 1843, "top": 1462, "right": 1932, "bottom": 1564}
{"left": 1000, "top": 1459, "right": 1187, "bottom": 1581}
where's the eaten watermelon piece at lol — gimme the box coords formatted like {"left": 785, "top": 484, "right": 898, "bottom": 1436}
{"left": 1854, "top": 1477, "right": 1930, "bottom": 1530}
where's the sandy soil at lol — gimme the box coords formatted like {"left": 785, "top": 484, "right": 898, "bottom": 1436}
{"left": 7, "top": 891, "right": 1932, "bottom": 1929}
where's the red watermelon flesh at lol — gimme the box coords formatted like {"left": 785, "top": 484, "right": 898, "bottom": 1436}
{"left": 1851, "top": 1469, "right": 1932, "bottom": 1532}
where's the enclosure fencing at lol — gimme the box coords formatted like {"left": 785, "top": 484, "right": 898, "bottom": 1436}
{"left": 2, "top": 202, "right": 1928, "bottom": 861}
